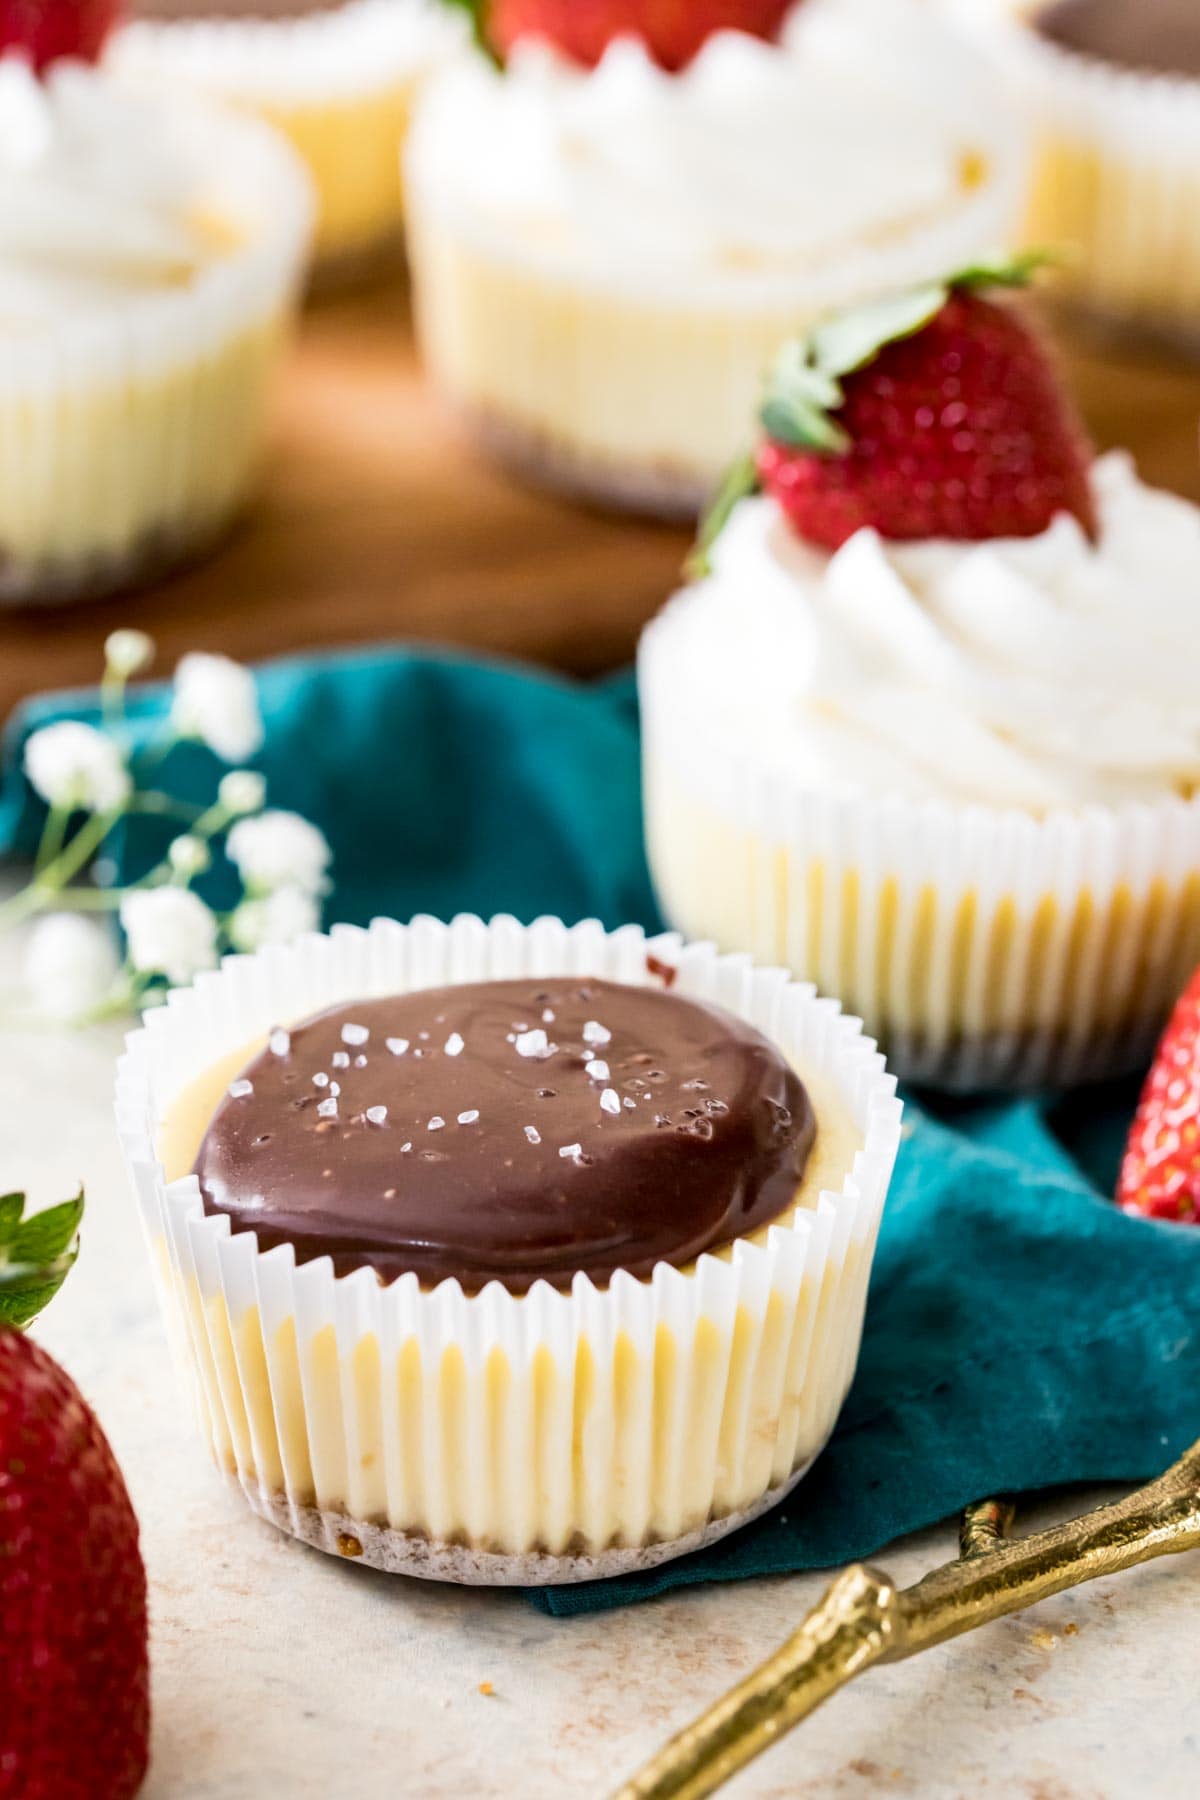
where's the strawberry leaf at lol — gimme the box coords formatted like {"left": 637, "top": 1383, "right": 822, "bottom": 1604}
{"left": 0, "top": 1190, "right": 83, "bottom": 1328}
{"left": 0, "top": 1193, "right": 25, "bottom": 1246}
{"left": 686, "top": 451, "right": 759, "bottom": 581}
{"left": 11, "top": 1193, "right": 84, "bottom": 1267}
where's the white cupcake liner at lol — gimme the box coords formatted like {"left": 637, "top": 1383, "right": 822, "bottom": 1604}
{"left": 982, "top": 8, "right": 1200, "bottom": 341}
{"left": 640, "top": 598, "right": 1200, "bottom": 1091}
{"left": 403, "top": 37, "right": 1025, "bottom": 504}
{"left": 115, "top": 914, "right": 901, "bottom": 1584}
{"left": 0, "top": 89, "right": 312, "bottom": 604}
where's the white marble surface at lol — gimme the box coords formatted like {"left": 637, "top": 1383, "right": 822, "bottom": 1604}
{"left": 2, "top": 1005, "right": 1197, "bottom": 1800}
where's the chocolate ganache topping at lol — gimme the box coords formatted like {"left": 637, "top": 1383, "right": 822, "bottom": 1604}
{"left": 1034, "top": 0, "right": 1200, "bottom": 79}
{"left": 194, "top": 978, "right": 816, "bottom": 1293}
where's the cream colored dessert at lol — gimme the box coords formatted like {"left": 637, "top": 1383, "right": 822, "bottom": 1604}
{"left": 404, "top": 0, "right": 1024, "bottom": 515}
{"left": 0, "top": 55, "right": 311, "bottom": 604}
{"left": 109, "top": 0, "right": 466, "bottom": 278}
{"left": 961, "top": 0, "right": 1200, "bottom": 343}
{"left": 641, "top": 455, "right": 1200, "bottom": 1088}
{"left": 116, "top": 915, "right": 901, "bottom": 1583}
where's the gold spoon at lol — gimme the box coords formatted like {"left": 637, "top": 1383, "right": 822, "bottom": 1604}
{"left": 613, "top": 1440, "right": 1200, "bottom": 1800}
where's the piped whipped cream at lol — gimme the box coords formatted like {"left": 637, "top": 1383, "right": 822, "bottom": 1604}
{"left": 682, "top": 453, "right": 1200, "bottom": 811}
{"left": 0, "top": 55, "right": 230, "bottom": 331}
{"left": 407, "top": 0, "right": 1017, "bottom": 299}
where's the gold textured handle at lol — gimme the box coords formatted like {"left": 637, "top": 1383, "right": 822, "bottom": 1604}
{"left": 615, "top": 1564, "right": 899, "bottom": 1800}
{"left": 614, "top": 1439, "right": 1200, "bottom": 1800}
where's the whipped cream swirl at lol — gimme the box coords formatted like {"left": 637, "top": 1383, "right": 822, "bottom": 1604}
{"left": 408, "top": 0, "right": 1016, "bottom": 300}
{"left": 683, "top": 454, "right": 1200, "bottom": 811}
{"left": 0, "top": 55, "right": 225, "bottom": 331}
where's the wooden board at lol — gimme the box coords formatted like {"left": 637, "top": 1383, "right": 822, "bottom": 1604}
{"left": 1, "top": 279, "right": 1198, "bottom": 722}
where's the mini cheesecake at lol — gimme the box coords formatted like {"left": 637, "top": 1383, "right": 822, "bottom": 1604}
{"left": 968, "top": 0, "right": 1200, "bottom": 346}
{"left": 121, "top": 916, "right": 899, "bottom": 1583}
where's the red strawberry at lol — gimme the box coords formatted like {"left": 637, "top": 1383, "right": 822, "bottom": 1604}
{"left": 0, "top": 0, "right": 124, "bottom": 73}
{"left": 0, "top": 1192, "right": 149, "bottom": 1799}
{"left": 753, "top": 259, "right": 1097, "bottom": 552}
{"left": 1118, "top": 968, "right": 1200, "bottom": 1225}
{"left": 486, "top": 0, "right": 794, "bottom": 71}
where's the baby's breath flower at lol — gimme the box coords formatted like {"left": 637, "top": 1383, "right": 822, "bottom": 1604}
{"left": 171, "top": 653, "right": 263, "bottom": 765}
{"left": 121, "top": 888, "right": 218, "bottom": 986}
{"left": 226, "top": 811, "right": 331, "bottom": 896}
{"left": 24, "top": 722, "right": 130, "bottom": 815}
{"left": 103, "top": 629, "right": 154, "bottom": 680}
{"left": 167, "top": 835, "right": 211, "bottom": 880}
{"left": 218, "top": 771, "right": 266, "bottom": 818}
{"left": 24, "top": 914, "right": 119, "bottom": 1022}
{"left": 228, "top": 885, "right": 320, "bottom": 952}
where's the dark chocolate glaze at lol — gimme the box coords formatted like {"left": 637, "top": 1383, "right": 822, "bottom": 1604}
{"left": 194, "top": 978, "right": 816, "bottom": 1293}
{"left": 133, "top": 0, "right": 341, "bottom": 24}
{"left": 1034, "top": 0, "right": 1200, "bottom": 78}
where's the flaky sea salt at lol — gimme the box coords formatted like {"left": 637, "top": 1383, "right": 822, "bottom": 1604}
{"left": 515, "top": 1028, "right": 555, "bottom": 1060}
{"left": 354, "top": 1054, "right": 368, "bottom": 1068}
{"left": 268, "top": 1029, "right": 290, "bottom": 1058}
{"left": 524, "top": 1125, "right": 541, "bottom": 1145}
{"left": 584, "top": 1059, "right": 609, "bottom": 1082}
{"left": 542, "top": 1008, "right": 555, "bottom": 1024}
{"left": 428, "top": 1116, "right": 445, "bottom": 1131}
{"left": 559, "top": 1142, "right": 583, "bottom": 1161}
{"left": 600, "top": 1089, "right": 620, "bottom": 1116}
{"left": 329, "top": 1082, "right": 341, "bottom": 1098}
{"left": 401, "top": 1142, "right": 412, "bottom": 1154}
{"left": 582, "top": 1020, "right": 611, "bottom": 1046}
{"left": 228, "top": 1078, "right": 253, "bottom": 1099}
{"left": 365, "top": 1106, "right": 388, "bottom": 1126}
{"left": 457, "top": 1109, "right": 479, "bottom": 1125}
{"left": 317, "top": 1098, "right": 338, "bottom": 1119}
{"left": 444, "top": 1032, "right": 465, "bottom": 1057}
{"left": 331, "top": 1051, "right": 350, "bottom": 1069}
{"left": 341, "top": 1023, "right": 369, "bottom": 1047}
{"left": 386, "top": 1038, "right": 409, "bottom": 1057}
{"left": 312, "top": 1072, "right": 329, "bottom": 1088}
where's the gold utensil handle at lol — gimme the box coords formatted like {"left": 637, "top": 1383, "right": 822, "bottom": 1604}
{"left": 614, "top": 1439, "right": 1200, "bottom": 1800}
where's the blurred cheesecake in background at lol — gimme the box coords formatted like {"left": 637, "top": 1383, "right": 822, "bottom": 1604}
{"left": 0, "top": 52, "right": 312, "bottom": 605}
{"left": 405, "top": 0, "right": 1025, "bottom": 518}
{"left": 109, "top": 0, "right": 464, "bottom": 281}
{"left": 960, "top": 0, "right": 1200, "bottom": 348}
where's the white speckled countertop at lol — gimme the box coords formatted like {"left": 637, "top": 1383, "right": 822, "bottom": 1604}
{"left": 3, "top": 1004, "right": 1196, "bottom": 1800}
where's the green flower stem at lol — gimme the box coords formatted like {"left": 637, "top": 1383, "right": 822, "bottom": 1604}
{"left": 0, "top": 804, "right": 127, "bottom": 926}
{"left": 100, "top": 666, "right": 127, "bottom": 735}
{"left": 128, "top": 791, "right": 205, "bottom": 824}
{"left": 33, "top": 802, "right": 68, "bottom": 879}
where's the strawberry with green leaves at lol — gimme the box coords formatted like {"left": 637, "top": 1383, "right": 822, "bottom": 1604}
{"left": 451, "top": 0, "right": 796, "bottom": 71}
{"left": 1118, "top": 970, "right": 1200, "bottom": 1226}
{"left": 693, "top": 255, "right": 1097, "bottom": 574}
{"left": 0, "top": 0, "right": 124, "bottom": 71}
{"left": 0, "top": 1192, "right": 150, "bottom": 1800}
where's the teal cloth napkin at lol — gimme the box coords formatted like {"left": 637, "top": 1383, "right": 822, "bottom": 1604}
{"left": 3, "top": 645, "right": 1197, "bottom": 1617}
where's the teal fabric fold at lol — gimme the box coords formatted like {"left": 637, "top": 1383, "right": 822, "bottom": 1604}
{"left": 3, "top": 645, "right": 1196, "bottom": 1617}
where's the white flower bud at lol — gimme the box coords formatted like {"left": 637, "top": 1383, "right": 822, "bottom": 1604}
{"left": 227, "top": 885, "right": 320, "bottom": 953}
{"left": 104, "top": 629, "right": 155, "bottom": 680}
{"left": 226, "top": 811, "right": 331, "bottom": 897}
{"left": 24, "top": 722, "right": 131, "bottom": 815}
{"left": 120, "top": 888, "right": 218, "bottom": 986}
{"left": 24, "top": 914, "right": 119, "bottom": 1022}
{"left": 218, "top": 771, "right": 266, "bottom": 818}
{"left": 171, "top": 653, "right": 263, "bottom": 765}
{"left": 167, "top": 835, "right": 211, "bottom": 879}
